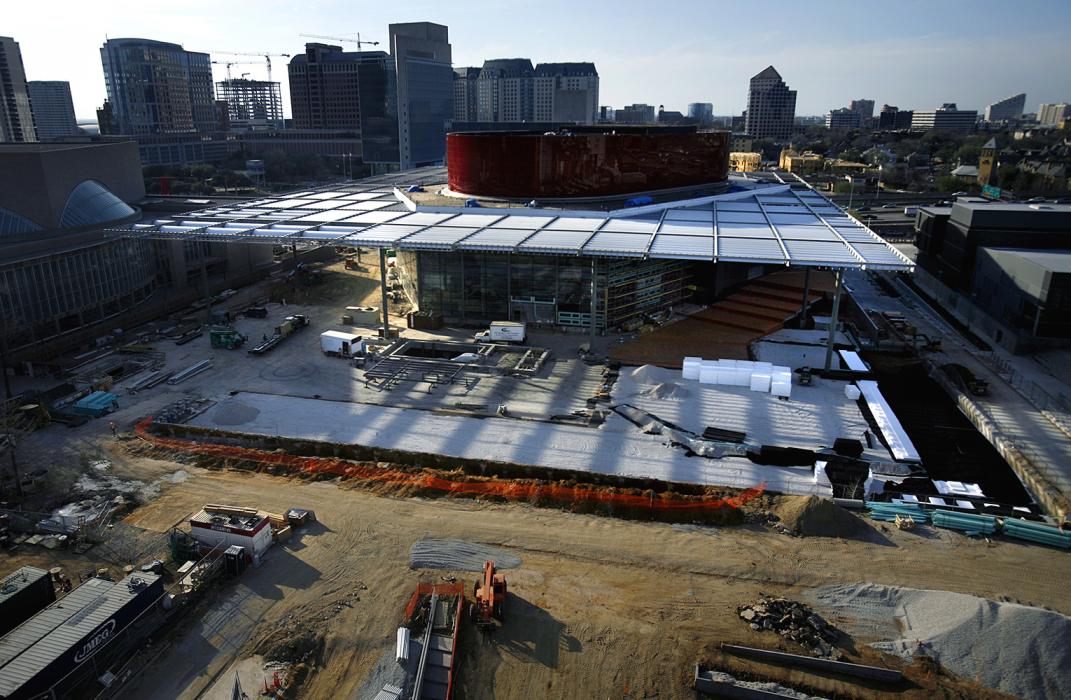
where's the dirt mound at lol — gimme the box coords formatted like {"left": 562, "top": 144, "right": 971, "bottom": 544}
{"left": 775, "top": 496, "right": 862, "bottom": 538}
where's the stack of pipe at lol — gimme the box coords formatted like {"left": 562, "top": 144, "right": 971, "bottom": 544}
{"left": 931, "top": 509, "right": 998, "bottom": 535}
{"left": 867, "top": 501, "right": 931, "bottom": 523}
{"left": 1001, "top": 518, "right": 1071, "bottom": 549}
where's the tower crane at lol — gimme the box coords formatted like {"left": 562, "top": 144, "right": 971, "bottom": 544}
{"left": 209, "top": 51, "right": 290, "bottom": 84}
{"left": 299, "top": 33, "right": 380, "bottom": 50}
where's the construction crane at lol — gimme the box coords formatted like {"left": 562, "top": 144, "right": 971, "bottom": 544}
{"left": 470, "top": 560, "right": 507, "bottom": 631}
{"left": 299, "top": 33, "right": 380, "bottom": 50}
{"left": 211, "top": 61, "right": 260, "bottom": 81}
{"left": 209, "top": 51, "right": 290, "bottom": 84}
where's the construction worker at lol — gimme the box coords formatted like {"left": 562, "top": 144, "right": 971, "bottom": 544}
{"left": 108, "top": 420, "right": 117, "bottom": 437}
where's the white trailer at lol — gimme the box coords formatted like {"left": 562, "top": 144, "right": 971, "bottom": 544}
{"left": 474, "top": 321, "right": 526, "bottom": 344}
{"left": 320, "top": 330, "right": 362, "bottom": 357}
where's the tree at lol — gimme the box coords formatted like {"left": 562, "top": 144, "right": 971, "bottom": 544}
{"left": 935, "top": 175, "right": 962, "bottom": 192}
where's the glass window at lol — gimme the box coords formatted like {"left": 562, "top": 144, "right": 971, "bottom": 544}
{"left": 60, "top": 180, "right": 136, "bottom": 229}
{"left": 0, "top": 207, "right": 42, "bottom": 235}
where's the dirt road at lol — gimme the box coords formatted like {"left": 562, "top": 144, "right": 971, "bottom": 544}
{"left": 11, "top": 460, "right": 1056, "bottom": 699}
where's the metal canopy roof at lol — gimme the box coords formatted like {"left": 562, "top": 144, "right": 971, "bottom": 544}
{"left": 112, "top": 171, "right": 914, "bottom": 270}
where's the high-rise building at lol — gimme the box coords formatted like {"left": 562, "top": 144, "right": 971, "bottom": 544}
{"left": 745, "top": 66, "right": 796, "bottom": 140}
{"left": 615, "top": 104, "right": 656, "bottom": 124}
{"left": 0, "top": 36, "right": 37, "bottom": 143}
{"left": 388, "top": 22, "right": 453, "bottom": 169}
{"left": 288, "top": 44, "right": 400, "bottom": 163}
{"left": 96, "top": 100, "right": 118, "bottom": 135}
{"left": 473, "top": 59, "right": 598, "bottom": 124}
{"left": 533, "top": 63, "right": 598, "bottom": 123}
{"left": 849, "top": 99, "right": 874, "bottom": 122}
{"left": 214, "top": 79, "right": 283, "bottom": 128}
{"left": 100, "top": 38, "right": 215, "bottom": 135}
{"left": 453, "top": 67, "right": 479, "bottom": 121}
{"left": 910, "top": 103, "right": 977, "bottom": 133}
{"left": 687, "top": 102, "right": 714, "bottom": 125}
{"left": 598, "top": 106, "right": 615, "bottom": 123}
{"left": 984, "top": 93, "right": 1025, "bottom": 122}
{"left": 288, "top": 43, "right": 364, "bottom": 130}
{"left": 27, "top": 81, "right": 78, "bottom": 140}
{"left": 476, "top": 59, "right": 535, "bottom": 122}
{"left": 826, "top": 107, "right": 861, "bottom": 130}
{"left": 879, "top": 104, "right": 913, "bottom": 130}
{"left": 1038, "top": 103, "right": 1069, "bottom": 126}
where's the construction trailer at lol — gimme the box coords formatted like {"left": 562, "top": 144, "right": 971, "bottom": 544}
{"left": 188, "top": 505, "right": 273, "bottom": 562}
{"left": 0, "top": 567, "right": 55, "bottom": 638}
{"left": 0, "top": 573, "right": 164, "bottom": 700}
{"left": 209, "top": 326, "right": 247, "bottom": 349}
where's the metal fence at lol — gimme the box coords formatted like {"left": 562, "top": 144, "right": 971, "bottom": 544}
{"left": 978, "top": 351, "right": 1071, "bottom": 438}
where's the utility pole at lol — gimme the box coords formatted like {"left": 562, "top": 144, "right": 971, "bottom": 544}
{"left": 823, "top": 269, "right": 844, "bottom": 370}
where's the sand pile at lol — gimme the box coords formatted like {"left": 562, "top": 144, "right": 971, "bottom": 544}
{"left": 806, "top": 583, "right": 1071, "bottom": 700}
{"left": 775, "top": 495, "right": 862, "bottom": 538}
{"left": 640, "top": 382, "right": 691, "bottom": 400}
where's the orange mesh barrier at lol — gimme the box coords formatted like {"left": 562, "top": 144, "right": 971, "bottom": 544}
{"left": 135, "top": 417, "right": 764, "bottom": 520}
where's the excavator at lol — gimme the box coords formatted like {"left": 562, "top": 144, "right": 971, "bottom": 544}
{"left": 471, "top": 560, "right": 507, "bottom": 631}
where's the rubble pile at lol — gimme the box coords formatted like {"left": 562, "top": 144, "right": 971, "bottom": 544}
{"left": 738, "top": 595, "right": 842, "bottom": 658}
{"left": 154, "top": 398, "right": 215, "bottom": 424}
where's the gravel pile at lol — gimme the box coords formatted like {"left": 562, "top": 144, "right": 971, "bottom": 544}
{"left": 409, "top": 538, "right": 522, "bottom": 572}
{"left": 738, "top": 594, "right": 841, "bottom": 658}
{"left": 806, "top": 582, "right": 1071, "bottom": 699}
{"left": 775, "top": 495, "right": 863, "bottom": 538}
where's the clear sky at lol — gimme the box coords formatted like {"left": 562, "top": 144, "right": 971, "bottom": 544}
{"left": 6, "top": 0, "right": 1071, "bottom": 120}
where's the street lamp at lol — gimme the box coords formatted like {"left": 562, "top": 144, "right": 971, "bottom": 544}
{"left": 845, "top": 174, "right": 856, "bottom": 211}
{"left": 877, "top": 164, "right": 883, "bottom": 201}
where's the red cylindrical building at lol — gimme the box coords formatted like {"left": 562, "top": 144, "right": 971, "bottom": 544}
{"left": 446, "top": 128, "right": 729, "bottom": 199}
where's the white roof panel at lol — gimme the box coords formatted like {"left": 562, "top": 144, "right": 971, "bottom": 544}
{"left": 784, "top": 240, "right": 860, "bottom": 264}
{"left": 340, "top": 200, "right": 394, "bottom": 211}
{"left": 543, "top": 216, "right": 604, "bottom": 232}
{"left": 716, "top": 211, "right": 768, "bottom": 224}
{"left": 718, "top": 237, "right": 786, "bottom": 262}
{"left": 599, "top": 218, "right": 659, "bottom": 234}
{"left": 518, "top": 229, "right": 589, "bottom": 252}
{"left": 340, "top": 211, "right": 406, "bottom": 225}
{"left": 293, "top": 210, "right": 361, "bottom": 223}
{"left": 583, "top": 231, "right": 651, "bottom": 256}
{"left": 456, "top": 228, "right": 535, "bottom": 251}
{"left": 776, "top": 225, "right": 840, "bottom": 241}
{"left": 664, "top": 209, "right": 714, "bottom": 222}
{"left": 717, "top": 222, "right": 775, "bottom": 239}
{"left": 438, "top": 213, "right": 504, "bottom": 227}
{"left": 488, "top": 215, "right": 555, "bottom": 230}
{"left": 658, "top": 219, "right": 712, "bottom": 236}
{"left": 396, "top": 226, "right": 479, "bottom": 249}
{"left": 340, "top": 191, "right": 390, "bottom": 201}
{"left": 389, "top": 212, "right": 455, "bottom": 227}
{"left": 649, "top": 234, "right": 713, "bottom": 259}
{"left": 342, "top": 224, "right": 424, "bottom": 244}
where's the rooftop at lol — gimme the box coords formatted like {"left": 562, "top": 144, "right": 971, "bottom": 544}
{"left": 983, "top": 247, "right": 1071, "bottom": 274}
{"left": 111, "top": 167, "right": 913, "bottom": 271}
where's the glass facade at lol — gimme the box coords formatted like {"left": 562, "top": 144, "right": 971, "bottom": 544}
{"left": 398, "top": 251, "right": 691, "bottom": 330}
{"left": 59, "top": 180, "right": 136, "bottom": 229}
{"left": 0, "top": 237, "right": 157, "bottom": 348}
{"left": 358, "top": 57, "right": 400, "bottom": 164}
{"left": 405, "top": 58, "right": 453, "bottom": 165}
{"left": 0, "top": 207, "right": 41, "bottom": 235}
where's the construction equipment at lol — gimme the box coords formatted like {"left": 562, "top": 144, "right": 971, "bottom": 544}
{"left": 211, "top": 60, "right": 260, "bottom": 81}
{"left": 471, "top": 560, "right": 507, "bottom": 630}
{"left": 299, "top": 33, "right": 380, "bottom": 50}
{"left": 209, "top": 51, "right": 290, "bottom": 84}
{"left": 210, "top": 327, "right": 247, "bottom": 350}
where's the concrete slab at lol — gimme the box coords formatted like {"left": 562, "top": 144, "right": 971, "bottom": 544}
{"left": 187, "top": 391, "right": 824, "bottom": 495}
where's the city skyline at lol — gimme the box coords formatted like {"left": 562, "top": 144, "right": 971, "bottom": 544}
{"left": 5, "top": 0, "right": 1071, "bottom": 120}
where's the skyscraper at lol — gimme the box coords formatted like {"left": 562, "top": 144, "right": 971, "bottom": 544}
{"left": 27, "top": 81, "right": 78, "bottom": 140}
{"left": 288, "top": 44, "right": 399, "bottom": 163}
{"left": 533, "top": 63, "right": 599, "bottom": 123}
{"left": 215, "top": 79, "right": 283, "bottom": 128}
{"left": 745, "top": 66, "right": 796, "bottom": 140}
{"left": 453, "top": 67, "right": 480, "bottom": 121}
{"left": 0, "top": 36, "right": 37, "bottom": 143}
{"left": 687, "top": 102, "right": 714, "bottom": 125}
{"left": 984, "top": 93, "right": 1025, "bottom": 122}
{"left": 388, "top": 22, "right": 453, "bottom": 169}
{"left": 100, "top": 38, "right": 215, "bottom": 135}
{"left": 849, "top": 99, "right": 874, "bottom": 122}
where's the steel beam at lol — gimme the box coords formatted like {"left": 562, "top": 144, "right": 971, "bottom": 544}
{"left": 824, "top": 269, "right": 844, "bottom": 370}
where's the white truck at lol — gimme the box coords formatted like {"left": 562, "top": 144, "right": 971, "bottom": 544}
{"left": 320, "top": 330, "right": 363, "bottom": 357}
{"left": 474, "top": 321, "right": 526, "bottom": 344}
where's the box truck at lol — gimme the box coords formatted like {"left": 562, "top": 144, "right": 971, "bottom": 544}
{"left": 474, "top": 321, "right": 526, "bottom": 344}
{"left": 320, "top": 330, "right": 362, "bottom": 357}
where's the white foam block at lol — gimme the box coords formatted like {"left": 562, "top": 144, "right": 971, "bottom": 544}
{"left": 749, "top": 373, "right": 771, "bottom": 392}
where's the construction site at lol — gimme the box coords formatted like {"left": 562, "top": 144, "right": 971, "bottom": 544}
{"left": 1, "top": 161, "right": 1071, "bottom": 700}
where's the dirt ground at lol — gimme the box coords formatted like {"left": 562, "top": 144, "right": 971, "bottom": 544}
{"left": 7, "top": 454, "right": 1069, "bottom": 700}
